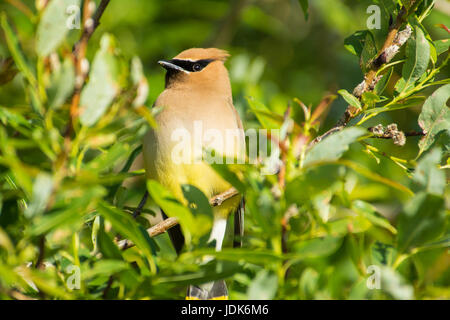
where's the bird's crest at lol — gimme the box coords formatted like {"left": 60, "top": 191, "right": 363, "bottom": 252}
{"left": 174, "top": 48, "right": 230, "bottom": 62}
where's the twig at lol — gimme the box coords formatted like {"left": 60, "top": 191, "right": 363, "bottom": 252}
{"left": 209, "top": 187, "right": 239, "bottom": 207}
{"left": 311, "top": 2, "right": 419, "bottom": 146}
{"left": 65, "top": 0, "right": 111, "bottom": 137}
{"left": 118, "top": 187, "right": 239, "bottom": 250}
{"left": 72, "top": 0, "right": 111, "bottom": 57}
{"left": 368, "top": 124, "right": 424, "bottom": 146}
{"left": 132, "top": 190, "right": 148, "bottom": 218}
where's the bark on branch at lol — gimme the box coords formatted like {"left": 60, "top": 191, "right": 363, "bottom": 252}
{"left": 118, "top": 187, "right": 239, "bottom": 250}
{"left": 311, "top": 2, "right": 421, "bottom": 146}
{"left": 66, "top": 0, "right": 110, "bottom": 137}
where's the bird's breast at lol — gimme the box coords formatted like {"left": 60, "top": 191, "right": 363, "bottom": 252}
{"left": 143, "top": 89, "right": 244, "bottom": 203}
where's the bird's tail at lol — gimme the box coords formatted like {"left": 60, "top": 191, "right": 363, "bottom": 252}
{"left": 186, "top": 280, "right": 228, "bottom": 300}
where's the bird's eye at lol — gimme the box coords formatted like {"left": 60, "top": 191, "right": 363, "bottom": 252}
{"left": 193, "top": 63, "right": 202, "bottom": 72}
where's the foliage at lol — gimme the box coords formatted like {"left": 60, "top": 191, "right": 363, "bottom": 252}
{"left": 0, "top": 0, "right": 449, "bottom": 300}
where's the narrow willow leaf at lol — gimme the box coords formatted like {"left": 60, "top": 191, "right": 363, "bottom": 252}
{"left": 298, "top": 0, "right": 309, "bottom": 20}
{"left": 82, "top": 260, "right": 129, "bottom": 280}
{"left": 380, "top": 266, "right": 414, "bottom": 300}
{"left": 293, "top": 236, "right": 343, "bottom": 258}
{"left": 31, "top": 187, "right": 105, "bottom": 235}
{"left": 246, "top": 97, "right": 284, "bottom": 129}
{"left": 48, "top": 58, "right": 75, "bottom": 109}
{"left": 338, "top": 89, "right": 362, "bottom": 109}
{"left": 247, "top": 270, "right": 278, "bottom": 300}
{"left": 36, "top": 0, "right": 80, "bottom": 57}
{"left": 304, "top": 127, "right": 366, "bottom": 166}
{"left": 146, "top": 180, "right": 195, "bottom": 239}
{"left": 344, "top": 30, "right": 370, "bottom": 57}
{"left": 352, "top": 200, "right": 397, "bottom": 234}
{"left": 365, "top": 96, "right": 425, "bottom": 115}
{"left": 24, "top": 173, "right": 53, "bottom": 218}
{"left": 80, "top": 35, "right": 121, "bottom": 127}
{"left": 374, "top": 67, "right": 393, "bottom": 96}
{"left": 181, "top": 184, "right": 213, "bottom": 217}
{"left": 396, "top": 24, "right": 430, "bottom": 93}
{"left": 0, "top": 13, "right": 37, "bottom": 87}
{"left": 397, "top": 192, "right": 446, "bottom": 252}
{"left": 418, "top": 84, "right": 450, "bottom": 156}
{"left": 97, "top": 202, "right": 157, "bottom": 271}
{"left": 360, "top": 31, "right": 377, "bottom": 73}
{"left": 413, "top": 148, "right": 445, "bottom": 195}
{"left": 434, "top": 39, "right": 450, "bottom": 56}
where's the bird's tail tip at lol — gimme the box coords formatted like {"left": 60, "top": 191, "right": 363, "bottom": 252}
{"left": 186, "top": 280, "right": 228, "bottom": 300}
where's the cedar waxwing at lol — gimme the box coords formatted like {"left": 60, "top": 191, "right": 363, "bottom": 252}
{"left": 142, "top": 48, "right": 245, "bottom": 300}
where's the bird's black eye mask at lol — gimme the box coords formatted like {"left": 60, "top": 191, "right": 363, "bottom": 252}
{"left": 159, "top": 58, "right": 215, "bottom": 73}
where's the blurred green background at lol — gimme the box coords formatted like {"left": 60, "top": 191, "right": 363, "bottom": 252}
{"left": 0, "top": 0, "right": 449, "bottom": 300}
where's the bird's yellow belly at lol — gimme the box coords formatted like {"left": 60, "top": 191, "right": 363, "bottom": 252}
{"left": 143, "top": 127, "right": 241, "bottom": 218}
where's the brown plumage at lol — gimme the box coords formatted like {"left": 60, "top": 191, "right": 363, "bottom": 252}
{"left": 143, "top": 47, "right": 245, "bottom": 299}
{"left": 143, "top": 48, "right": 244, "bottom": 240}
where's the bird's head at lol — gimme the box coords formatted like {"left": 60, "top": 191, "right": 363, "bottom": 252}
{"left": 158, "top": 48, "right": 231, "bottom": 93}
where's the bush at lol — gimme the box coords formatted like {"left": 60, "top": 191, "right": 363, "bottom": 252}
{"left": 0, "top": 0, "right": 448, "bottom": 299}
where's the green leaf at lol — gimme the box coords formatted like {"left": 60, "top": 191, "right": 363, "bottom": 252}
{"left": 298, "top": 0, "right": 309, "bottom": 20}
{"left": 434, "top": 39, "right": 450, "bottom": 56}
{"left": 361, "top": 91, "right": 381, "bottom": 109}
{"left": 190, "top": 248, "right": 284, "bottom": 265}
{"left": 146, "top": 180, "right": 195, "bottom": 239}
{"left": 304, "top": 127, "right": 366, "bottom": 166}
{"left": 97, "top": 202, "right": 157, "bottom": 271}
{"left": 24, "top": 173, "right": 53, "bottom": 219}
{"left": 97, "top": 225, "right": 123, "bottom": 260}
{"left": 374, "top": 67, "right": 393, "bottom": 96}
{"left": 360, "top": 31, "right": 377, "bottom": 73}
{"left": 0, "top": 13, "right": 39, "bottom": 105}
{"left": 131, "top": 56, "right": 149, "bottom": 107}
{"left": 413, "top": 148, "right": 445, "bottom": 195}
{"left": 396, "top": 23, "right": 430, "bottom": 93}
{"left": 353, "top": 200, "right": 397, "bottom": 234}
{"left": 86, "top": 143, "right": 130, "bottom": 172}
{"left": 82, "top": 260, "right": 129, "bottom": 280}
{"left": 247, "top": 270, "right": 278, "bottom": 300}
{"left": 30, "top": 186, "right": 105, "bottom": 235}
{"left": 365, "top": 96, "right": 425, "bottom": 115}
{"left": 47, "top": 57, "right": 75, "bottom": 109}
{"left": 418, "top": 84, "right": 450, "bottom": 156}
{"left": 380, "top": 266, "right": 414, "bottom": 300}
{"left": 299, "top": 268, "right": 319, "bottom": 299}
{"left": 181, "top": 184, "right": 213, "bottom": 217}
{"left": 80, "top": 34, "right": 121, "bottom": 127}
{"left": 338, "top": 89, "right": 362, "bottom": 109}
{"left": 293, "top": 236, "right": 343, "bottom": 258}
{"left": 397, "top": 192, "right": 446, "bottom": 253}
{"left": 344, "top": 30, "right": 370, "bottom": 57}
{"left": 246, "top": 97, "right": 284, "bottom": 129}
{"left": 210, "top": 164, "right": 246, "bottom": 193}
{"left": 36, "top": 0, "right": 80, "bottom": 57}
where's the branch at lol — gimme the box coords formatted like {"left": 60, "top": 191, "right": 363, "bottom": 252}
{"left": 368, "top": 124, "right": 423, "bottom": 146}
{"left": 118, "top": 187, "right": 239, "bottom": 250}
{"left": 66, "top": 0, "right": 110, "bottom": 137}
{"left": 311, "top": 3, "right": 420, "bottom": 146}
{"left": 72, "top": 0, "right": 111, "bottom": 57}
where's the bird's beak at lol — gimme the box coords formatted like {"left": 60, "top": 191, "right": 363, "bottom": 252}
{"left": 158, "top": 60, "right": 186, "bottom": 73}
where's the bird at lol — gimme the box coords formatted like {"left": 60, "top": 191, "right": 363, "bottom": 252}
{"left": 142, "top": 48, "right": 245, "bottom": 300}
